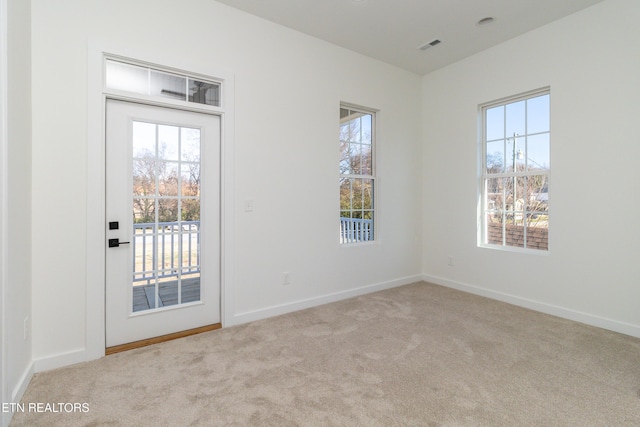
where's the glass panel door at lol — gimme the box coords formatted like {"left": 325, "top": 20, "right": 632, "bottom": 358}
{"left": 131, "top": 121, "right": 202, "bottom": 312}
{"left": 106, "top": 99, "right": 220, "bottom": 348}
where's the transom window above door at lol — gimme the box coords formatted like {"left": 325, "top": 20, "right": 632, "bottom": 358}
{"left": 105, "top": 59, "right": 221, "bottom": 107}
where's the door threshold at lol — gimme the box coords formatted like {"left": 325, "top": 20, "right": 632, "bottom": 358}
{"left": 106, "top": 323, "right": 221, "bottom": 355}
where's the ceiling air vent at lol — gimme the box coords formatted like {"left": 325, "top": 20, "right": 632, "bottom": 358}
{"left": 418, "top": 39, "right": 442, "bottom": 51}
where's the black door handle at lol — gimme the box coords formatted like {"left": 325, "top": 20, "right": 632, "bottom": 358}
{"left": 108, "top": 238, "right": 130, "bottom": 248}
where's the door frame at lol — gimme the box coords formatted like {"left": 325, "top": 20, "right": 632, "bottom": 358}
{"left": 86, "top": 46, "right": 235, "bottom": 361}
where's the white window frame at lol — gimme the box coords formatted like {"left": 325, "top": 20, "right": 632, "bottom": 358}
{"left": 339, "top": 104, "right": 376, "bottom": 245}
{"left": 103, "top": 55, "right": 225, "bottom": 114}
{"left": 479, "top": 88, "right": 550, "bottom": 253}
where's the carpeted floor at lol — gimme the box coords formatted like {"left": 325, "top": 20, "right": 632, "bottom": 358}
{"left": 11, "top": 282, "right": 640, "bottom": 426}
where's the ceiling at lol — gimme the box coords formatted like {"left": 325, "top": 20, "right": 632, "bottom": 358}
{"left": 214, "top": 0, "right": 603, "bottom": 75}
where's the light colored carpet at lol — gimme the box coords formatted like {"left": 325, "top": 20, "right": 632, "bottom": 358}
{"left": 11, "top": 282, "right": 640, "bottom": 426}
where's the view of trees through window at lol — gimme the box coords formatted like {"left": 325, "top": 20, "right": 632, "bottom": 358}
{"left": 132, "top": 122, "right": 201, "bottom": 224}
{"left": 340, "top": 106, "right": 375, "bottom": 243}
{"left": 482, "top": 90, "right": 550, "bottom": 250}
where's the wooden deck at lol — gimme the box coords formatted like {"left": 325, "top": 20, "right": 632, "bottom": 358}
{"left": 132, "top": 277, "right": 200, "bottom": 312}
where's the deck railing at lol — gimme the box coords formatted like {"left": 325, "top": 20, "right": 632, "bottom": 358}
{"left": 132, "top": 219, "right": 370, "bottom": 282}
{"left": 133, "top": 221, "right": 200, "bottom": 284}
{"left": 340, "top": 217, "right": 373, "bottom": 244}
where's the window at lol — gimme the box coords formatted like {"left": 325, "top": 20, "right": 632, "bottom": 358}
{"left": 340, "top": 106, "right": 375, "bottom": 244}
{"left": 105, "top": 59, "right": 220, "bottom": 107}
{"left": 481, "top": 89, "right": 550, "bottom": 251}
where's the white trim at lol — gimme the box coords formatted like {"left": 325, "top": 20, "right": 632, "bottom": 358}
{"left": 220, "top": 77, "right": 235, "bottom": 330}
{"left": 0, "top": 0, "right": 9, "bottom": 425}
{"left": 33, "top": 348, "right": 86, "bottom": 373}
{"left": 85, "top": 47, "right": 106, "bottom": 362}
{"left": 86, "top": 43, "right": 235, "bottom": 362}
{"left": 230, "top": 275, "right": 422, "bottom": 326}
{"left": 481, "top": 87, "right": 550, "bottom": 110}
{"left": 478, "top": 242, "right": 551, "bottom": 256}
{"left": 422, "top": 274, "right": 640, "bottom": 339}
{"left": 10, "top": 362, "right": 33, "bottom": 403}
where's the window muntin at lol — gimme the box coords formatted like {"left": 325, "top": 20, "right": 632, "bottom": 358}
{"left": 481, "top": 90, "right": 550, "bottom": 251}
{"left": 340, "top": 106, "right": 375, "bottom": 244}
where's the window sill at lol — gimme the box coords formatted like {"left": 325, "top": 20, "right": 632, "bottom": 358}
{"left": 340, "top": 240, "right": 378, "bottom": 248}
{"left": 478, "top": 243, "right": 550, "bottom": 256}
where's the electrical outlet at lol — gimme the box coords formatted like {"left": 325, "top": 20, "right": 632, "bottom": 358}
{"left": 283, "top": 272, "right": 291, "bottom": 285}
{"left": 244, "top": 200, "right": 254, "bottom": 212}
{"left": 447, "top": 256, "right": 454, "bottom": 266}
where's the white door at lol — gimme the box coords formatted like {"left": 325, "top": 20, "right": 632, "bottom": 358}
{"left": 105, "top": 99, "right": 220, "bottom": 348}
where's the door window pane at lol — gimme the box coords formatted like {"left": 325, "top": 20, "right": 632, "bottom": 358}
{"left": 181, "top": 128, "right": 201, "bottom": 162}
{"left": 181, "top": 165, "right": 200, "bottom": 197}
{"left": 182, "top": 199, "right": 200, "bottom": 222}
{"left": 131, "top": 121, "right": 203, "bottom": 311}
{"left": 158, "top": 125, "right": 179, "bottom": 161}
{"left": 132, "top": 122, "right": 156, "bottom": 158}
{"left": 158, "top": 162, "right": 179, "bottom": 197}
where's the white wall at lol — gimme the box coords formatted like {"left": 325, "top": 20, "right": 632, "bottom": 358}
{"left": 0, "top": 3, "right": 6, "bottom": 423}
{"left": 30, "top": 0, "right": 422, "bottom": 366}
{"left": 422, "top": 0, "right": 640, "bottom": 337}
{"left": 2, "top": 0, "right": 33, "bottom": 423}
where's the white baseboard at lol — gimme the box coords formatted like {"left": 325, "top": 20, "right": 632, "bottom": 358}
{"left": 33, "top": 348, "right": 87, "bottom": 373}
{"left": 30, "top": 276, "right": 422, "bottom": 372}
{"left": 230, "top": 275, "right": 423, "bottom": 326}
{"left": 11, "top": 361, "right": 33, "bottom": 402}
{"left": 2, "top": 361, "right": 34, "bottom": 427}
{"left": 422, "top": 274, "right": 640, "bottom": 339}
